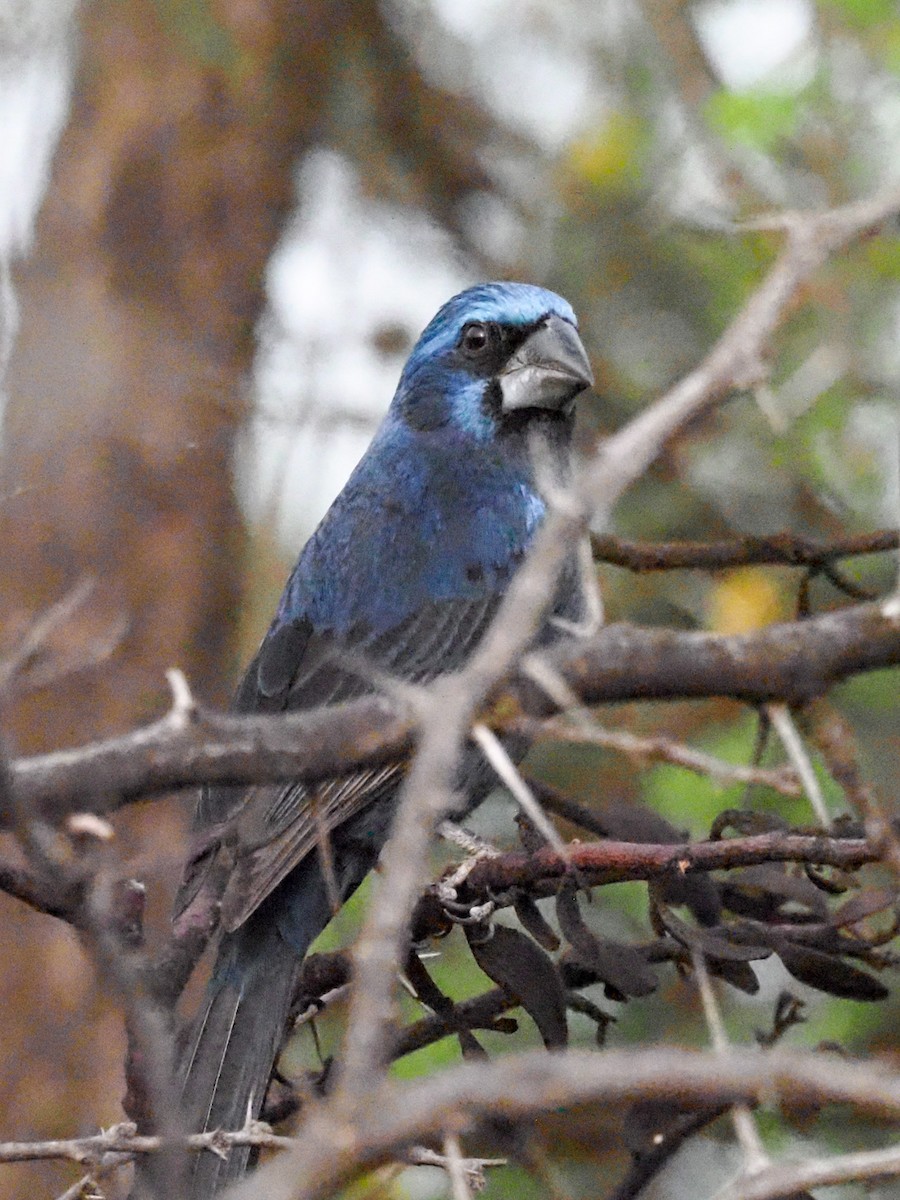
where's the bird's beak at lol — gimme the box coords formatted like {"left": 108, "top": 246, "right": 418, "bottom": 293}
{"left": 498, "top": 314, "right": 594, "bottom": 414}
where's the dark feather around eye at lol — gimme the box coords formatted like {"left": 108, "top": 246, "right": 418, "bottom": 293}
{"left": 459, "top": 321, "right": 498, "bottom": 358}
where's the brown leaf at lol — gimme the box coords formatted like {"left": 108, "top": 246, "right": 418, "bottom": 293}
{"left": 513, "top": 892, "right": 561, "bottom": 951}
{"left": 707, "top": 958, "right": 761, "bottom": 995}
{"left": 556, "top": 885, "right": 657, "bottom": 998}
{"left": 775, "top": 940, "right": 889, "bottom": 1002}
{"left": 830, "top": 888, "right": 897, "bottom": 928}
{"left": 659, "top": 907, "right": 771, "bottom": 963}
{"left": 466, "top": 924, "right": 568, "bottom": 1049}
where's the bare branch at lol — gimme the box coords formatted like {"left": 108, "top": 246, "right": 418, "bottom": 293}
{"left": 228, "top": 1045, "right": 900, "bottom": 1200}
{"left": 516, "top": 716, "right": 803, "bottom": 797}
{"left": 410, "top": 831, "right": 878, "bottom": 907}
{"left": 0, "top": 1121, "right": 295, "bottom": 1165}
{"left": 4, "top": 600, "right": 897, "bottom": 821}
{"left": 590, "top": 529, "right": 899, "bottom": 573}
{"left": 726, "top": 1143, "right": 900, "bottom": 1200}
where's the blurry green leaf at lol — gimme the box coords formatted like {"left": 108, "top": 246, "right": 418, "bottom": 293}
{"left": 706, "top": 89, "right": 799, "bottom": 152}
{"left": 878, "top": 24, "right": 900, "bottom": 72}
{"left": 820, "top": 0, "right": 897, "bottom": 31}
{"left": 861, "top": 235, "right": 900, "bottom": 281}
{"left": 838, "top": 667, "right": 900, "bottom": 715}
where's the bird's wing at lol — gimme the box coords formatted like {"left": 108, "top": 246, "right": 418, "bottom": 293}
{"left": 185, "top": 590, "right": 506, "bottom": 932}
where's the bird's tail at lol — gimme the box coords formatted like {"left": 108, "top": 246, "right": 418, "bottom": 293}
{"left": 179, "top": 917, "right": 300, "bottom": 1198}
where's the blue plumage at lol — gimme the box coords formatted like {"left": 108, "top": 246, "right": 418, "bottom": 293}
{"left": 276, "top": 282, "right": 581, "bottom": 633}
{"left": 175, "top": 282, "right": 593, "bottom": 1197}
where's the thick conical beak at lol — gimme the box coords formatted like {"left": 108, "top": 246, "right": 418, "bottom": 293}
{"left": 498, "top": 314, "right": 594, "bottom": 413}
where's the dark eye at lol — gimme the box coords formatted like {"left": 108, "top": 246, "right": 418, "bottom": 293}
{"left": 460, "top": 321, "right": 492, "bottom": 357}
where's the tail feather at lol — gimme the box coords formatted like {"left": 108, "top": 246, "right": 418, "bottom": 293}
{"left": 172, "top": 826, "right": 377, "bottom": 1197}
{"left": 180, "top": 922, "right": 299, "bottom": 1198}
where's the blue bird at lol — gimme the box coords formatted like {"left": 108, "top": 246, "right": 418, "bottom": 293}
{"left": 175, "top": 281, "right": 593, "bottom": 1196}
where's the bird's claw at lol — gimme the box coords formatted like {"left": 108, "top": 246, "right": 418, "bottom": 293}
{"left": 436, "top": 887, "right": 496, "bottom": 926}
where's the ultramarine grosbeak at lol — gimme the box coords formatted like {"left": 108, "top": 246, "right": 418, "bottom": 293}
{"left": 176, "top": 281, "right": 593, "bottom": 1196}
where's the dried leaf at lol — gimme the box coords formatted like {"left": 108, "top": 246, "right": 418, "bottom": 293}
{"left": 659, "top": 907, "right": 771, "bottom": 963}
{"left": 707, "top": 958, "right": 760, "bottom": 994}
{"left": 804, "top": 864, "right": 850, "bottom": 895}
{"left": 728, "top": 865, "right": 829, "bottom": 917}
{"left": 513, "top": 892, "right": 560, "bottom": 951}
{"left": 654, "top": 872, "right": 722, "bottom": 928}
{"left": 592, "top": 803, "right": 685, "bottom": 844}
{"left": 775, "top": 939, "right": 889, "bottom": 1002}
{"left": 831, "top": 888, "right": 897, "bottom": 929}
{"left": 556, "top": 886, "right": 657, "bottom": 998}
{"left": 466, "top": 924, "right": 568, "bottom": 1048}
{"left": 624, "top": 1099, "right": 723, "bottom": 1156}
{"left": 710, "top": 809, "right": 788, "bottom": 838}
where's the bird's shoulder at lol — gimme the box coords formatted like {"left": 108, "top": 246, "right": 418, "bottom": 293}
{"left": 273, "top": 422, "right": 543, "bottom": 637}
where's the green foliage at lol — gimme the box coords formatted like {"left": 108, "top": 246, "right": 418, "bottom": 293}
{"left": 705, "top": 88, "right": 801, "bottom": 153}
{"left": 820, "top": 0, "right": 898, "bottom": 31}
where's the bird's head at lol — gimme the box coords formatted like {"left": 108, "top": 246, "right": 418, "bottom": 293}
{"left": 391, "top": 282, "right": 593, "bottom": 442}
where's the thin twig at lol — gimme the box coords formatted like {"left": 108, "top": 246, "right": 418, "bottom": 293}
{"left": 525, "top": 716, "right": 802, "bottom": 797}
{"left": 693, "top": 950, "right": 770, "bottom": 1175}
{"left": 0, "top": 1121, "right": 295, "bottom": 1164}
{"left": 471, "top": 723, "right": 567, "bottom": 855}
{"left": 766, "top": 705, "right": 830, "bottom": 828}
{"left": 443, "top": 1133, "right": 473, "bottom": 1200}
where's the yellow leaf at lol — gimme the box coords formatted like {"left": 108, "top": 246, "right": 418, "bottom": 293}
{"left": 708, "top": 568, "right": 786, "bottom": 634}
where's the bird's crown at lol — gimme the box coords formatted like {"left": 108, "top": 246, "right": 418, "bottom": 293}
{"left": 403, "top": 281, "right": 578, "bottom": 377}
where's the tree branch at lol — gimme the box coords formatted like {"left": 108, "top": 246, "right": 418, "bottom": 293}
{"left": 413, "top": 830, "right": 876, "bottom": 906}
{"left": 590, "top": 529, "right": 899, "bottom": 573}
{"left": 5, "top": 601, "right": 898, "bottom": 819}
{"left": 229, "top": 1045, "right": 900, "bottom": 1200}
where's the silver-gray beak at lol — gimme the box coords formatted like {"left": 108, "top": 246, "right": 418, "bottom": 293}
{"left": 498, "top": 314, "right": 594, "bottom": 413}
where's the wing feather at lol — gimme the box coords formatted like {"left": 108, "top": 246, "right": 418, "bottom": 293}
{"left": 182, "top": 590, "right": 507, "bottom": 928}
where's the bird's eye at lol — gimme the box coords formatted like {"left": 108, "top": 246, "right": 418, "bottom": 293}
{"left": 460, "top": 321, "right": 491, "bottom": 357}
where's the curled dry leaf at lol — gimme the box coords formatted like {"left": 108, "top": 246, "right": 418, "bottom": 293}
{"left": 556, "top": 884, "right": 657, "bottom": 999}
{"left": 466, "top": 923, "right": 568, "bottom": 1049}
{"left": 774, "top": 937, "right": 889, "bottom": 1002}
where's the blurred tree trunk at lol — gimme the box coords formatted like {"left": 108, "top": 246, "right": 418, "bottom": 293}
{"left": 0, "top": 2, "right": 338, "bottom": 1190}
{"left": 0, "top": 0, "right": 496, "bottom": 1187}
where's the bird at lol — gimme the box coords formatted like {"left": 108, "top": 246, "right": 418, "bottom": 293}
{"left": 174, "top": 281, "right": 593, "bottom": 1196}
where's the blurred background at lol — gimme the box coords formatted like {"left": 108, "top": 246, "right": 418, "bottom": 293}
{"left": 0, "top": 0, "right": 898, "bottom": 1197}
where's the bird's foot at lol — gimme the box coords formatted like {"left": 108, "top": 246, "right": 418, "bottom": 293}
{"left": 435, "top": 843, "right": 499, "bottom": 926}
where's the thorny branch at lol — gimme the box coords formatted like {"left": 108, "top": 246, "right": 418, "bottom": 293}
{"left": 3, "top": 598, "right": 898, "bottom": 819}
{"left": 17, "top": 1053, "right": 900, "bottom": 1199}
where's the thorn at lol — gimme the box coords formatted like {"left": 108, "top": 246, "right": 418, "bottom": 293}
{"left": 166, "top": 668, "right": 198, "bottom": 724}
{"left": 66, "top": 812, "right": 114, "bottom": 842}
